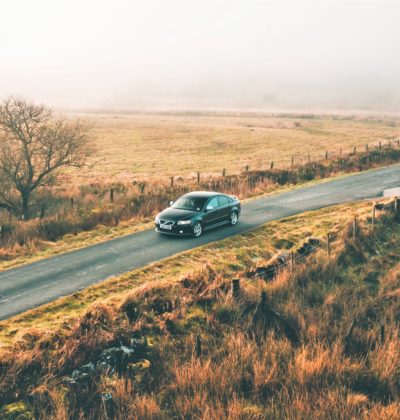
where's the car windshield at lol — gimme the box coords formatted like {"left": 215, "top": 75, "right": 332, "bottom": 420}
{"left": 172, "top": 196, "right": 207, "bottom": 211}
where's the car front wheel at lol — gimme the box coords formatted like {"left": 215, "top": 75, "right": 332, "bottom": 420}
{"left": 193, "top": 222, "right": 203, "bottom": 237}
{"left": 229, "top": 211, "right": 239, "bottom": 226}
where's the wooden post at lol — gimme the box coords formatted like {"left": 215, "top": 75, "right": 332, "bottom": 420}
{"left": 395, "top": 197, "right": 400, "bottom": 223}
{"left": 195, "top": 334, "right": 202, "bottom": 357}
{"left": 353, "top": 217, "right": 357, "bottom": 239}
{"left": 353, "top": 146, "right": 357, "bottom": 155}
{"left": 70, "top": 197, "right": 74, "bottom": 209}
{"left": 365, "top": 144, "right": 369, "bottom": 152}
{"left": 290, "top": 251, "right": 295, "bottom": 272}
{"left": 380, "top": 325, "right": 385, "bottom": 344}
{"left": 231, "top": 278, "right": 240, "bottom": 300}
{"left": 197, "top": 172, "right": 200, "bottom": 183}
{"left": 40, "top": 203, "right": 45, "bottom": 219}
{"left": 379, "top": 141, "right": 382, "bottom": 150}
{"left": 245, "top": 165, "right": 249, "bottom": 172}
{"left": 327, "top": 233, "right": 331, "bottom": 256}
{"left": 222, "top": 168, "right": 226, "bottom": 177}
{"left": 110, "top": 188, "right": 114, "bottom": 202}
{"left": 260, "top": 290, "right": 267, "bottom": 310}
{"left": 372, "top": 204, "right": 376, "bottom": 228}
{"left": 291, "top": 156, "right": 294, "bottom": 168}
{"left": 325, "top": 151, "right": 328, "bottom": 160}
{"left": 170, "top": 176, "right": 174, "bottom": 187}
{"left": 270, "top": 161, "right": 274, "bottom": 170}
{"left": 339, "top": 148, "right": 342, "bottom": 156}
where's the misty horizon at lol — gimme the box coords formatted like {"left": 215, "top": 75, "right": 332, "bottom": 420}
{"left": 1, "top": 0, "right": 399, "bottom": 111}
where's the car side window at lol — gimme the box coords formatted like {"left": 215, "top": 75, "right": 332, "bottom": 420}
{"left": 206, "top": 197, "right": 219, "bottom": 210}
{"left": 218, "top": 196, "right": 230, "bottom": 206}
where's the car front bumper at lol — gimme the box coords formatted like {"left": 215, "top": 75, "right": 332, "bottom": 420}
{"left": 155, "top": 223, "right": 193, "bottom": 236}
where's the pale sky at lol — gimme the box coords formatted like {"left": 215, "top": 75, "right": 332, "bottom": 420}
{"left": 0, "top": 0, "right": 399, "bottom": 110}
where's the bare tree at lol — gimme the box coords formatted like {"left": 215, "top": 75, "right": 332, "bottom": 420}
{"left": 0, "top": 97, "right": 91, "bottom": 220}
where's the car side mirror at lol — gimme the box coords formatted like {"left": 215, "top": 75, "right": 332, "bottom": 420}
{"left": 169, "top": 201, "right": 174, "bottom": 206}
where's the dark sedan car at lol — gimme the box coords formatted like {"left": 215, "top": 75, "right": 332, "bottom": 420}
{"left": 155, "top": 191, "right": 241, "bottom": 237}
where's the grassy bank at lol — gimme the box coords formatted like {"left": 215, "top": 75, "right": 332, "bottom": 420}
{"left": 1, "top": 199, "right": 399, "bottom": 418}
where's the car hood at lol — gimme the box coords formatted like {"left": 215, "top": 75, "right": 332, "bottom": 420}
{"left": 157, "top": 207, "right": 199, "bottom": 221}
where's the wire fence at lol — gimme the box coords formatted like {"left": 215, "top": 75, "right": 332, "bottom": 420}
{"left": 173, "top": 138, "right": 400, "bottom": 182}
{"left": 244, "top": 211, "right": 380, "bottom": 282}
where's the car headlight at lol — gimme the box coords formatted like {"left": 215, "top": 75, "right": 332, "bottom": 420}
{"left": 155, "top": 215, "right": 160, "bottom": 223}
{"left": 177, "top": 220, "right": 192, "bottom": 225}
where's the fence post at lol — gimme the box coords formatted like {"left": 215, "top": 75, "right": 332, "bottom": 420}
{"left": 110, "top": 188, "right": 114, "bottom": 202}
{"left": 327, "top": 233, "right": 331, "bottom": 256}
{"left": 353, "top": 217, "right": 357, "bottom": 239}
{"left": 170, "top": 176, "right": 174, "bottom": 187}
{"left": 372, "top": 203, "right": 376, "bottom": 228}
{"left": 353, "top": 146, "right": 357, "bottom": 155}
{"left": 379, "top": 141, "right": 382, "bottom": 150}
{"left": 325, "top": 151, "right": 328, "bottom": 160}
{"left": 395, "top": 197, "right": 400, "bottom": 223}
{"left": 260, "top": 290, "right": 267, "bottom": 311}
{"left": 195, "top": 334, "right": 202, "bottom": 358}
{"left": 291, "top": 156, "right": 294, "bottom": 168}
{"left": 380, "top": 325, "right": 385, "bottom": 344}
{"left": 231, "top": 278, "right": 240, "bottom": 300}
{"left": 365, "top": 144, "right": 369, "bottom": 152}
{"left": 245, "top": 165, "right": 249, "bottom": 172}
{"left": 290, "top": 251, "right": 295, "bottom": 272}
{"left": 270, "top": 161, "right": 274, "bottom": 170}
{"left": 40, "top": 203, "right": 45, "bottom": 219}
{"left": 222, "top": 168, "right": 226, "bottom": 177}
{"left": 339, "top": 148, "right": 342, "bottom": 156}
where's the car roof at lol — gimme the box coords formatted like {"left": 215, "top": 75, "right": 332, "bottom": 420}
{"left": 183, "top": 191, "right": 223, "bottom": 198}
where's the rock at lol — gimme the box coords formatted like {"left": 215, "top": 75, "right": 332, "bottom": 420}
{"left": 296, "top": 238, "right": 320, "bottom": 257}
{"left": 96, "top": 339, "right": 148, "bottom": 375}
{"left": 69, "top": 362, "right": 96, "bottom": 386}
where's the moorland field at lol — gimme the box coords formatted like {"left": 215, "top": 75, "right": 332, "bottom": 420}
{"left": 69, "top": 112, "right": 400, "bottom": 184}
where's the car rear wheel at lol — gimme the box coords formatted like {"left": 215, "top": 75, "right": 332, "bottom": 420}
{"left": 193, "top": 222, "right": 203, "bottom": 237}
{"left": 230, "top": 211, "right": 238, "bottom": 226}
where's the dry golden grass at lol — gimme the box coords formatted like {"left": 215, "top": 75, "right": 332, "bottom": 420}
{"left": 1, "top": 201, "right": 400, "bottom": 418}
{"left": 0, "top": 199, "right": 377, "bottom": 349}
{"left": 63, "top": 112, "right": 400, "bottom": 184}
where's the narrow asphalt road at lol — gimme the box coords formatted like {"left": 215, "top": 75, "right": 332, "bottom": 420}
{"left": 1, "top": 164, "right": 400, "bottom": 320}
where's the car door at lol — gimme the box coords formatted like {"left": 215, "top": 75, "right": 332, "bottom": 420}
{"left": 217, "top": 195, "right": 232, "bottom": 221}
{"left": 203, "top": 196, "right": 222, "bottom": 228}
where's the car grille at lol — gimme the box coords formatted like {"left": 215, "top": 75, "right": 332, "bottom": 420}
{"left": 159, "top": 219, "right": 175, "bottom": 226}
